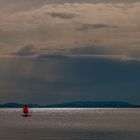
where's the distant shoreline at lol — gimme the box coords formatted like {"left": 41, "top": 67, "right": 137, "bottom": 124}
{"left": 0, "top": 101, "right": 140, "bottom": 108}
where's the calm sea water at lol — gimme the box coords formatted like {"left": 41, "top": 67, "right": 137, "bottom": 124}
{"left": 0, "top": 108, "right": 140, "bottom": 140}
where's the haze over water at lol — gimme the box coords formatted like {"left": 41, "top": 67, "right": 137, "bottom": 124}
{"left": 0, "top": 108, "right": 140, "bottom": 140}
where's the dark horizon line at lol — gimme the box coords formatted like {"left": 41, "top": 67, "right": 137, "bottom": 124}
{"left": 1, "top": 100, "right": 140, "bottom": 105}
{"left": 0, "top": 101, "right": 140, "bottom": 108}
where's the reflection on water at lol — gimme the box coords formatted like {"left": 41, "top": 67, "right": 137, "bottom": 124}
{"left": 0, "top": 108, "right": 140, "bottom": 140}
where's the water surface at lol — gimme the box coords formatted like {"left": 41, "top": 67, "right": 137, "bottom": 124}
{"left": 0, "top": 108, "right": 140, "bottom": 140}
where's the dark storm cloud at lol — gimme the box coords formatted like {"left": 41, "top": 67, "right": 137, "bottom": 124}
{"left": 34, "top": 55, "right": 140, "bottom": 104}
{"left": 15, "top": 44, "right": 35, "bottom": 56}
{"left": 68, "top": 45, "right": 127, "bottom": 58}
{"left": 37, "top": 53, "right": 69, "bottom": 60}
{"left": 47, "top": 12, "right": 77, "bottom": 19}
{"left": 0, "top": 55, "right": 140, "bottom": 104}
{"left": 68, "top": 45, "right": 140, "bottom": 60}
{"left": 76, "top": 24, "right": 118, "bottom": 31}
{"left": 69, "top": 45, "right": 110, "bottom": 55}
{"left": 0, "top": 0, "right": 140, "bottom": 104}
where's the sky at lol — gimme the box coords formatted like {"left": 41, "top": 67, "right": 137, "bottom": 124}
{"left": 0, "top": 0, "right": 140, "bottom": 104}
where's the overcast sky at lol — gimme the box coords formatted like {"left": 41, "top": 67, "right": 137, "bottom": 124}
{"left": 0, "top": 0, "right": 140, "bottom": 104}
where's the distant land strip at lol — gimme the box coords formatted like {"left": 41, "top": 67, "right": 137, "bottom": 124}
{"left": 0, "top": 101, "right": 140, "bottom": 108}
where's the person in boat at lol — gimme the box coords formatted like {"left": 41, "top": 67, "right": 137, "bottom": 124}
{"left": 23, "top": 104, "right": 29, "bottom": 115}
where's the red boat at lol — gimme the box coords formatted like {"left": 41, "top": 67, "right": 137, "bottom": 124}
{"left": 22, "top": 104, "right": 31, "bottom": 117}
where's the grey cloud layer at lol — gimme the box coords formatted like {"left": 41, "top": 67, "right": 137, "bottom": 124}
{"left": 0, "top": 1, "right": 140, "bottom": 104}
{"left": 47, "top": 12, "right": 77, "bottom": 19}
{"left": 0, "top": 56, "right": 140, "bottom": 104}
{"left": 76, "top": 24, "right": 118, "bottom": 31}
{"left": 15, "top": 44, "right": 36, "bottom": 56}
{"left": 0, "top": 2, "right": 139, "bottom": 60}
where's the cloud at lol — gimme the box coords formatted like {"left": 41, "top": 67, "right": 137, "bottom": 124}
{"left": 47, "top": 12, "right": 77, "bottom": 19}
{"left": 36, "top": 53, "right": 69, "bottom": 60}
{"left": 76, "top": 24, "right": 118, "bottom": 31}
{"left": 0, "top": 55, "right": 140, "bottom": 104}
{"left": 0, "top": 1, "right": 140, "bottom": 104}
{"left": 0, "top": 2, "right": 139, "bottom": 60}
{"left": 69, "top": 45, "right": 107, "bottom": 55}
{"left": 67, "top": 45, "right": 140, "bottom": 61}
{"left": 15, "top": 44, "right": 36, "bottom": 56}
